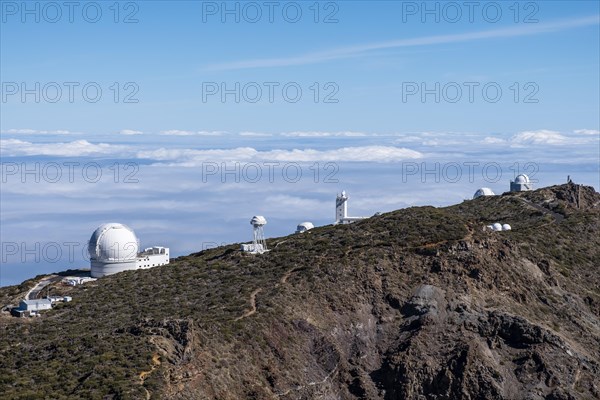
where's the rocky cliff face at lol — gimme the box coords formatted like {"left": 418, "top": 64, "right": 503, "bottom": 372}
{"left": 1, "top": 183, "right": 599, "bottom": 400}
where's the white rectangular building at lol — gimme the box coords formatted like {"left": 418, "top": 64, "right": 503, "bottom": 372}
{"left": 19, "top": 299, "right": 52, "bottom": 312}
{"left": 136, "top": 246, "right": 170, "bottom": 269}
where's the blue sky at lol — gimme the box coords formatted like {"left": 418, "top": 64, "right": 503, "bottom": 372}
{"left": 1, "top": 1, "right": 599, "bottom": 286}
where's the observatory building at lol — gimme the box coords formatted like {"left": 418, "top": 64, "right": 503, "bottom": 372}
{"left": 88, "top": 223, "right": 169, "bottom": 278}
{"left": 296, "top": 222, "right": 314, "bottom": 234}
{"left": 473, "top": 187, "right": 495, "bottom": 199}
{"left": 335, "top": 191, "right": 367, "bottom": 224}
{"left": 241, "top": 216, "right": 268, "bottom": 254}
{"left": 486, "top": 222, "right": 512, "bottom": 231}
{"left": 510, "top": 174, "right": 533, "bottom": 192}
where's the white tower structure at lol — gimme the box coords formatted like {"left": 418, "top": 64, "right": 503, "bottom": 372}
{"left": 242, "top": 216, "right": 268, "bottom": 254}
{"left": 335, "top": 190, "right": 367, "bottom": 224}
{"left": 510, "top": 174, "right": 533, "bottom": 192}
{"left": 252, "top": 216, "right": 267, "bottom": 252}
{"left": 336, "top": 191, "right": 348, "bottom": 223}
{"left": 89, "top": 223, "right": 169, "bottom": 278}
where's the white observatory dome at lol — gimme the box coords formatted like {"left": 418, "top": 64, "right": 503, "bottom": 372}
{"left": 502, "top": 224, "right": 512, "bottom": 231}
{"left": 88, "top": 223, "right": 139, "bottom": 262}
{"left": 492, "top": 223, "right": 503, "bottom": 231}
{"left": 296, "top": 222, "right": 314, "bottom": 233}
{"left": 473, "top": 187, "right": 495, "bottom": 199}
{"left": 251, "top": 216, "right": 267, "bottom": 226}
{"left": 514, "top": 174, "right": 530, "bottom": 184}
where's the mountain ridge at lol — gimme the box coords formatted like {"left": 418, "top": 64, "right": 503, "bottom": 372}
{"left": 1, "top": 182, "right": 599, "bottom": 399}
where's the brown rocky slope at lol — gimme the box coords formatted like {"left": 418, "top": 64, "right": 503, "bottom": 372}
{"left": 0, "top": 183, "right": 599, "bottom": 399}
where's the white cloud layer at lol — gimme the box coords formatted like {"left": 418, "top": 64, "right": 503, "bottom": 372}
{"left": 1, "top": 139, "right": 422, "bottom": 162}
{"left": 510, "top": 130, "right": 569, "bottom": 145}
{"left": 574, "top": 129, "right": 600, "bottom": 135}
{"left": 137, "top": 145, "right": 423, "bottom": 164}
{"left": 280, "top": 131, "right": 368, "bottom": 137}
{"left": 119, "top": 129, "right": 143, "bottom": 135}
{"left": 160, "top": 130, "right": 226, "bottom": 136}
{"left": 479, "top": 129, "right": 600, "bottom": 147}
{"left": 1, "top": 129, "right": 75, "bottom": 135}
{"left": 0, "top": 139, "right": 127, "bottom": 157}
{"left": 481, "top": 137, "right": 506, "bottom": 144}
{"left": 239, "top": 131, "right": 273, "bottom": 137}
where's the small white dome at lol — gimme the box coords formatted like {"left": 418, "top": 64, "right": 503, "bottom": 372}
{"left": 492, "top": 223, "right": 503, "bottom": 231}
{"left": 502, "top": 224, "right": 512, "bottom": 231}
{"left": 514, "top": 174, "right": 530, "bottom": 184}
{"left": 296, "top": 222, "right": 314, "bottom": 233}
{"left": 89, "top": 223, "right": 139, "bottom": 262}
{"left": 473, "top": 188, "right": 495, "bottom": 199}
{"left": 250, "top": 216, "right": 267, "bottom": 226}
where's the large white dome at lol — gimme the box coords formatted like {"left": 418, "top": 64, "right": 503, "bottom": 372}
{"left": 514, "top": 174, "right": 530, "bottom": 184}
{"left": 473, "top": 188, "right": 495, "bottom": 199}
{"left": 88, "top": 223, "right": 139, "bottom": 262}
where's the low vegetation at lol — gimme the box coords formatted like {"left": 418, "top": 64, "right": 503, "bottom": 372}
{"left": 1, "top": 183, "right": 598, "bottom": 399}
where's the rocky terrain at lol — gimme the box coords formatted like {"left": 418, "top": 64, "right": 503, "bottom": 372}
{"left": 1, "top": 182, "right": 599, "bottom": 400}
